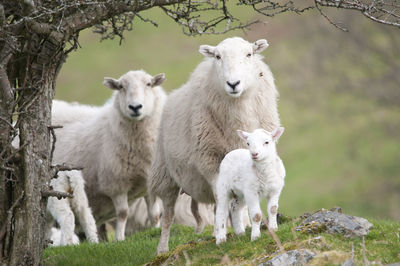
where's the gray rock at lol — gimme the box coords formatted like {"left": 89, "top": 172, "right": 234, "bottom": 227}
{"left": 342, "top": 259, "right": 355, "bottom": 266}
{"left": 259, "top": 249, "right": 316, "bottom": 266}
{"left": 386, "top": 263, "right": 400, "bottom": 266}
{"left": 297, "top": 208, "right": 373, "bottom": 237}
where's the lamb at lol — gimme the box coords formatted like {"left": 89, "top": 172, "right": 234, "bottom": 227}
{"left": 215, "top": 128, "right": 285, "bottom": 244}
{"left": 52, "top": 70, "right": 167, "bottom": 241}
{"left": 46, "top": 170, "right": 98, "bottom": 245}
{"left": 148, "top": 37, "right": 281, "bottom": 254}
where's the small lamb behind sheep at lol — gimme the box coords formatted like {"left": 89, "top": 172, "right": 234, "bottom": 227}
{"left": 46, "top": 170, "right": 98, "bottom": 245}
{"left": 215, "top": 128, "right": 285, "bottom": 244}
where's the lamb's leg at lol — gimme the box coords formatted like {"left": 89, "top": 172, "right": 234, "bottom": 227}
{"left": 266, "top": 192, "right": 281, "bottom": 231}
{"left": 230, "top": 197, "right": 246, "bottom": 236}
{"left": 69, "top": 176, "right": 99, "bottom": 243}
{"left": 112, "top": 193, "right": 129, "bottom": 241}
{"left": 244, "top": 194, "right": 262, "bottom": 241}
{"left": 157, "top": 188, "right": 179, "bottom": 254}
{"left": 215, "top": 191, "right": 229, "bottom": 245}
{"left": 191, "top": 198, "right": 205, "bottom": 234}
{"left": 47, "top": 197, "right": 77, "bottom": 245}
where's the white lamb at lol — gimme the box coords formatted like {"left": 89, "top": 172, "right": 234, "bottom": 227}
{"left": 215, "top": 128, "right": 285, "bottom": 244}
{"left": 46, "top": 170, "right": 98, "bottom": 245}
{"left": 148, "top": 37, "right": 281, "bottom": 254}
{"left": 52, "top": 70, "right": 166, "bottom": 241}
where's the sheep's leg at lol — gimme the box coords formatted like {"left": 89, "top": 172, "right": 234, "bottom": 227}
{"left": 191, "top": 198, "right": 205, "bottom": 234}
{"left": 230, "top": 197, "right": 246, "bottom": 236}
{"left": 144, "top": 195, "right": 156, "bottom": 227}
{"left": 215, "top": 191, "right": 229, "bottom": 245}
{"left": 244, "top": 194, "right": 262, "bottom": 241}
{"left": 112, "top": 193, "right": 129, "bottom": 241}
{"left": 47, "top": 197, "right": 77, "bottom": 245}
{"left": 266, "top": 192, "right": 280, "bottom": 231}
{"left": 157, "top": 188, "right": 179, "bottom": 254}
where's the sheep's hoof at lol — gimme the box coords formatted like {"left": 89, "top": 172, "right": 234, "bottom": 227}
{"left": 234, "top": 229, "right": 245, "bottom": 236}
{"left": 156, "top": 246, "right": 169, "bottom": 255}
{"left": 195, "top": 223, "right": 205, "bottom": 234}
{"left": 268, "top": 225, "right": 278, "bottom": 232}
{"left": 215, "top": 236, "right": 226, "bottom": 245}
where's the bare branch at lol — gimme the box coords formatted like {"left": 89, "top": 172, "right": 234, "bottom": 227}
{"left": 48, "top": 125, "right": 63, "bottom": 164}
{"left": 315, "top": 0, "right": 348, "bottom": 32}
{"left": 50, "top": 163, "right": 84, "bottom": 179}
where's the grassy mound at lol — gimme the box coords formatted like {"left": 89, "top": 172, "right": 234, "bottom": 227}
{"left": 43, "top": 216, "right": 400, "bottom": 265}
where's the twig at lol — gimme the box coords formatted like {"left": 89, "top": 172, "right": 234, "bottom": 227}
{"left": 50, "top": 163, "right": 84, "bottom": 179}
{"left": 48, "top": 125, "right": 63, "bottom": 164}
{"left": 269, "top": 228, "right": 289, "bottom": 265}
{"left": 361, "top": 236, "right": 370, "bottom": 265}
{"left": 42, "top": 189, "right": 73, "bottom": 199}
{"left": 315, "top": 0, "right": 348, "bottom": 32}
{"left": 4, "top": 191, "right": 24, "bottom": 254}
{"left": 291, "top": 226, "right": 306, "bottom": 266}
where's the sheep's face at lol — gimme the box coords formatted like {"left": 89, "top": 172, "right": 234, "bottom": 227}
{"left": 237, "top": 127, "right": 284, "bottom": 161}
{"left": 103, "top": 70, "right": 165, "bottom": 120}
{"left": 199, "top": 37, "right": 269, "bottom": 98}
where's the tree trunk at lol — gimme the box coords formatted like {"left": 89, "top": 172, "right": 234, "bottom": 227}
{"left": 0, "top": 32, "right": 65, "bottom": 265}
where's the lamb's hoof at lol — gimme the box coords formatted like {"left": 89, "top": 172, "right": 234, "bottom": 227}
{"left": 251, "top": 233, "right": 260, "bottom": 241}
{"left": 234, "top": 230, "right": 245, "bottom": 236}
{"left": 268, "top": 226, "right": 278, "bottom": 232}
{"left": 215, "top": 236, "right": 226, "bottom": 245}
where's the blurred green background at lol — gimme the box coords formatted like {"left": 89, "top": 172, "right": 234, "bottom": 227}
{"left": 55, "top": 7, "right": 400, "bottom": 220}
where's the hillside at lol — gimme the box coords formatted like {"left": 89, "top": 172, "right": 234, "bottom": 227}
{"left": 43, "top": 212, "right": 400, "bottom": 265}
{"left": 54, "top": 8, "right": 400, "bottom": 220}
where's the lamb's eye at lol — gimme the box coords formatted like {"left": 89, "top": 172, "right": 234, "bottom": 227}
{"left": 247, "top": 53, "right": 252, "bottom": 57}
{"left": 265, "top": 141, "right": 269, "bottom": 145}
{"left": 146, "top": 82, "right": 151, "bottom": 86}
{"left": 247, "top": 142, "right": 249, "bottom": 146}
{"left": 216, "top": 55, "right": 221, "bottom": 60}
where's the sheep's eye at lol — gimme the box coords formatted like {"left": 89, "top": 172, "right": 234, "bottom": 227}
{"left": 216, "top": 55, "right": 221, "bottom": 60}
{"left": 247, "top": 142, "right": 249, "bottom": 146}
{"left": 146, "top": 82, "right": 151, "bottom": 86}
{"left": 265, "top": 141, "right": 269, "bottom": 145}
{"left": 247, "top": 53, "right": 252, "bottom": 57}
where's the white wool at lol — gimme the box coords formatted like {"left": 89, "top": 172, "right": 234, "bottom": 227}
{"left": 215, "top": 128, "right": 285, "bottom": 244}
{"left": 47, "top": 170, "right": 98, "bottom": 246}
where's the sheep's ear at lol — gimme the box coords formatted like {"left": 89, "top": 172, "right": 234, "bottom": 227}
{"left": 103, "top": 77, "right": 121, "bottom": 90}
{"left": 237, "top": 130, "right": 249, "bottom": 141}
{"left": 253, "top": 39, "right": 269, "bottom": 54}
{"left": 151, "top": 73, "right": 166, "bottom": 87}
{"left": 199, "top": 45, "right": 216, "bottom": 57}
{"left": 272, "top": 127, "right": 284, "bottom": 142}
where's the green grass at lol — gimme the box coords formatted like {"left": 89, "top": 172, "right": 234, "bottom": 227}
{"left": 43, "top": 217, "right": 400, "bottom": 265}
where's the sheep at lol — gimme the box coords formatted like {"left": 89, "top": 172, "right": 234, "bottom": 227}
{"left": 215, "top": 128, "right": 285, "bottom": 244}
{"left": 46, "top": 170, "right": 98, "bottom": 245}
{"left": 52, "top": 70, "right": 167, "bottom": 241}
{"left": 148, "top": 37, "right": 281, "bottom": 254}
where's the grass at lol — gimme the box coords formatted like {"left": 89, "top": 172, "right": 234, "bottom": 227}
{"left": 43, "top": 216, "right": 400, "bottom": 265}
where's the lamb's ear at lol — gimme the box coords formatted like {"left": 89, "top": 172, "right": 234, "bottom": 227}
{"left": 237, "top": 130, "right": 249, "bottom": 141}
{"left": 103, "top": 77, "right": 121, "bottom": 90}
{"left": 151, "top": 73, "right": 166, "bottom": 87}
{"left": 253, "top": 39, "right": 269, "bottom": 54}
{"left": 272, "top": 127, "right": 284, "bottom": 142}
{"left": 199, "top": 45, "right": 216, "bottom": 57}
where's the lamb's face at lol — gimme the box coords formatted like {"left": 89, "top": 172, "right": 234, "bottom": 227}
{"left": 103, "top": 70, "right": 165, "bottom": 120}
{"left": 237, "top": 127, "right": 284, "bottom": 161}
{"left": 199, "top": 37, "right": 269, "bottom": 98}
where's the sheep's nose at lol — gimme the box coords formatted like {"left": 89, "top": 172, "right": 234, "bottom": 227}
{"left": 251, "top": 152, "right": 258, "bottom": 158}
{"left": 226, "top": 80, "right": 241, "bottom": 90}
{"left": 129, "top": 104, "right": 143, "bottom": 112}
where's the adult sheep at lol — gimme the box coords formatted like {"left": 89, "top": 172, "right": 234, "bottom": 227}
{"left": 53, "top": 70, "right": 167, "bottom": 241}
{"left": 148, "top": 37, "right": 281, "bottom": 254}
